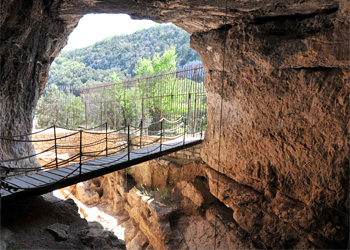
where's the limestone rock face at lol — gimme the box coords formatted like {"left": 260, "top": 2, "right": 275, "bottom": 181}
{"left": 1, "top": 0, "right": 349, "bottom": 249}
{"left": 191, "top": 2, "right": 349, "bottom": 248}
{"left": 177, "top": 181, "right": 204, "bottom": 207}
{"left": 1, "top": 1, "right": 77, "bottom": 167}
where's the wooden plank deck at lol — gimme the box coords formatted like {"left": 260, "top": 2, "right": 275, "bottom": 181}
{"left": 0, "top": 137, "right": 202, "bottom": 204}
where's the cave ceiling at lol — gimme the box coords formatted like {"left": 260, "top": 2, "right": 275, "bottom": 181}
{"left": 51, "top": 0, "right": 339, "bottom": 33}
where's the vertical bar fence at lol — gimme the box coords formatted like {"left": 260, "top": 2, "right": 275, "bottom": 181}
{"left": 35, "top": 64, "right": 207, "bottom": 137}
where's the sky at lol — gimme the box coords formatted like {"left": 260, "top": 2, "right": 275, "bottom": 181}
{"left": 63, "top": 14, "right": 157, "bottom": 51}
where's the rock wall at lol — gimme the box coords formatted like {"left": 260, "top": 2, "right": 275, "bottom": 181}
{"left": 0, "top": 0, "right": 79, "bottom": 167}
{"left": 1, "top": 0, "right": 349, "bottom": 249}
{"left": 191, "top": 2, "right": 349, "bottom": 248}
{"left": 1, "top": 193, "right": 125, "bottom": 249}
{"left": 71, "top": 145, "right": 264, "bottom": 249}
{"left": 71, "top": 145, "right": 207, "bottom": 249}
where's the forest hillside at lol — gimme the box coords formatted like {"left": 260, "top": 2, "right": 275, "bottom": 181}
{"left": 48, "top": 24, "right": 200, "bottom": 87}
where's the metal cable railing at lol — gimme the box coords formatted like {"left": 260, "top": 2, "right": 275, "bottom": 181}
{"left": 0, "top": 116, "right": 204, "bottom": 191}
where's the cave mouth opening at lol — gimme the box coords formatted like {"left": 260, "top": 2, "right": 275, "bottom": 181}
{"left": 35, "top": 13, "right": 207, "bottom": 136}
{"left": 125, "top": 174, "right": 136, "bottom": 192}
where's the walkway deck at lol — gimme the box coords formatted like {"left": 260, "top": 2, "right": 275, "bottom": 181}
{"left": 1, "top": 137, "right": 202, "bottom": 204}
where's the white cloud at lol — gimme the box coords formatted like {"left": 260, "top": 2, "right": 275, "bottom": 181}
{"left": 63, "top": 14, "right": 156, "bottom": 51}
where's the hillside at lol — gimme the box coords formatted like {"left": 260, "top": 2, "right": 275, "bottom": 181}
{"left": 48, "top": 24, "right": 200, "bottom": 87}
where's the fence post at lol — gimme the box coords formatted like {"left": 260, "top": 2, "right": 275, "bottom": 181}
{"left": 141, "top": 97, "right": 144, "bottom": 124}
{"left": 79, "top": 129, "right": 82, "bottom": 175}
{"left": 187, "top": 93, "right": 191, "bottom": 134}
{"left": 183, "top": 117, "right": 186, "bottom": 146}
{"left": 200, "top": 116, "right": 204, "bottom": 139}
{"left": 105, "top": 123, "right": 108, "bottom": 157}
{"left": 100, "top": 101, "right": 103, "bottom": 131}
{"left": 160, "top": 120, "right": 163, "bottom": 151}
{"left": 53, "top": 125, "right": 58, "bottom": 168}
{"left": 73, "top": 106, "right": 75, "bottom": 129}
{"left": 139, "top": 119, "right": 143, "bottom": 149}
{"left": 127, "top": 125, "right": 130, "bottom": 161}
{"left": 193, "top": 94, "right": 197, "bottom": 136}
{"left": 163, "top": 119, "right": 165, "bottom": 145}
{"left": 84, "top": 102, "right": 88, "bottom": 129}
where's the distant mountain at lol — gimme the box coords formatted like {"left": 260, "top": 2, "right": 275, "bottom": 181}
{"left": 48, "top": 24, "right": 200, "bottom": 87}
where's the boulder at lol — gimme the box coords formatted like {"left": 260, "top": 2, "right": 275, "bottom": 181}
{"left": 47, "top": 223, "right": 69, "bottom": 241}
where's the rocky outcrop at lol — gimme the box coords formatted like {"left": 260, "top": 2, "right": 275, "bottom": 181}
{"left": 47, "top": 222, "right": 70, "bottom": 241}
{"left": 1, "top": 0, "right": 349, "bottom": 249}
{"left": 68, "top": 149, "right": 266, "bottom": 249}
{"left": 191, "top": 3, "right": 349, "bottom": 248}
{"left": 1, "top": 193, "right": 125, "bottom": 249}
{"left": 71, "top": 148, "right": 213, "bottom": 249}
{"left": 0, "top": 1, "right": 77, "bottom": 168}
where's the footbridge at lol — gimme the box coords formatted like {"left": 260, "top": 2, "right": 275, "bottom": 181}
{"left": 0, "top": 117, "right": 204, "bottom": 204}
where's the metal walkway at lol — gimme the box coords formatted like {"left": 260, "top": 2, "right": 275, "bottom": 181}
{"left": 1, "top": 137, "right": 202, "bottom": 204}
{"left": 0, "top": 117, "right": 204, "bottom": 204}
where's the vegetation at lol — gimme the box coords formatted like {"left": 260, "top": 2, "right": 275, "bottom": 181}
{"left": 48, "top": 60, "right": 128, "bottom": 87}
{"left": 36, "top": 24, "right": 206, "bottom": 131}
{"left": 134, "top": 184, "right": 171, "bottom": 202}
{"left": 37, "top": 47, "right": 206, "bottom": 132}
{"left": 48, "top": 24, "right": 200, "bottom": 87}
{"left": 36, "top": 85, "right": 85, "bottom": 129}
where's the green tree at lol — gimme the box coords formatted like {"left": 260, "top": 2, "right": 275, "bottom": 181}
{"left": 135, "top": 46, "right": 177, "bottom": 75}
{"left": 47, "top": 24, "right": 200, "bottom": 89}
{"left": 36, "top": 85, "right": 85, "bottom": 128}
{"left": 134, "top": 47, "right": 179, "bottom": 129}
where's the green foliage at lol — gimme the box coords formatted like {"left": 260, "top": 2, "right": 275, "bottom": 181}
{"left": 135, "top": 46, "right": 177, "bottom": 75}
{"left": 135, "top": 184, "right": 154, "bottom": 197}
{"left": 36, "top": 26, "right": 205, "bottom": 130}
{"left": 36, "top": 85, "right": 85, "bottom": 128}
{"left": 160, "top": 190, "right": 171, "bottom": 202}
{"left": 6, "top": 244, "right": 21, "bottom": 250}
{"left": 134, "top": 48, "right": 204, "bottom": 129}
{"left": 47, "top": 24, "right": 200, "bottom": 88}
{"left": 48, "top": 62, "right": 128, "bottom": 87}
{"left": 135, "top": 185, "right": 171, "bottom": 202}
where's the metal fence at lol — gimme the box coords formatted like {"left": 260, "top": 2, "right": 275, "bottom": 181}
{"left": 36, "top": 64, "right": 207, "bottom": 136}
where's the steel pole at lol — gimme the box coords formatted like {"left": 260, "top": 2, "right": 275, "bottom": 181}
{"left": 53, "top": 125, "right": 58, "bottom": 168}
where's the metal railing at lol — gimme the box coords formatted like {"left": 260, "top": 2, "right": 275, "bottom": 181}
{"left": 0, "top": 117, "right": 205, "bottom": 183}
{"left": 35, "top": 64, "right": 207, "bottom": 135}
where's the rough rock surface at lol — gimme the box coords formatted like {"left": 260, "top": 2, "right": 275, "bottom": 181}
{"left": 71, "top": 154, "right": 208, "bottom": 250}
{"left": 191, "top": 3, "right": 349, "bottom": 248}
{"left": 1, "top": 0, "right": 349, "bottom": 249}
{"left": 0, "top": 226, "right": 15, "bottom": 249}
{"left": 0, "top": 193, "right": 125, "bottom": 249}
{"left": 47, "top": 222, "right": 69, "bottom": 241}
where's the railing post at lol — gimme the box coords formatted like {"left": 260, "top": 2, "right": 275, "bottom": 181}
{"left": 183, "top": 117, "right": 186, "bottom": 146}
{"left": 53, "top": 125, "right": 58, "bottom": 168}
{"left": 127, "top": 125, "right": 130, "bottom": 161}
{"left": 163, "top": 119, "right": 165, "bottom": 142}
{"left": 79, "top": 129, "right": 83, "bottom": 175}
{"left": 139, "top": 119, "right": 143, "bottom": 149}
{"left": 141, "top": 97, "right": 144, "bottom": 123}
{"left": 73, "top": 105, "right": 76, "bottom": 129}
{"left": 200, "top": 116, "right": 204, "bottom": 139}
{"left": 160, "top": 120, "right": 163, "bottom": 151}
{"left": 84, "top": 102, "right": 88, "bottom": 129}
{"left": 100, "top": 101, "right": 103, "bottom": 131}
{"left": 187, "top": 93, "right": 191, "bottom": 134}
{"left": 105, "top": 123, "right": 108, "bottom": 157}
{"left": 193, "top": 94, "right": 198, "bottom": 136}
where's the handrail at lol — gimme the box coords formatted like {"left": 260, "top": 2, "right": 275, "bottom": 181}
{"left": 0, "top": 116, "right": 204, "bottom": 182}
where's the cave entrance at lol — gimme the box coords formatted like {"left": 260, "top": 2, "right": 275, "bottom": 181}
{"left": 125, "top": 174, "right": 136, "bottom": 192}
{"left": 35, "top": 14, "right": 207, "bottom": 136}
